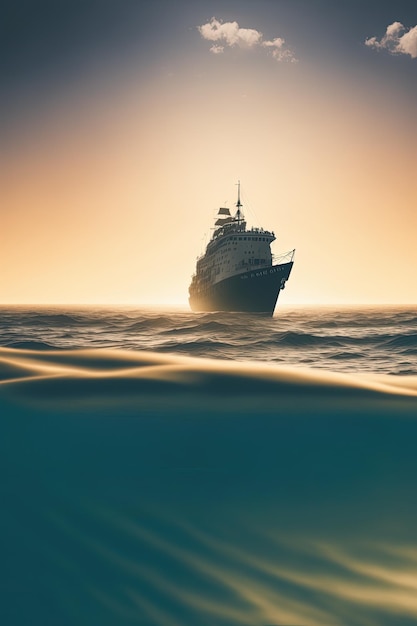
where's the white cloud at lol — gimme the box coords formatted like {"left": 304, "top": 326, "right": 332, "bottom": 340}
{"left": 263, "top": 37, "right": 297, "bottom": 63}
{"left": 364, "top": 36, "right": 380, "bottom": 49}
{"left": 365, "top": 21, "right": 417, "bottom": 59}
{"left": 198, "top": 17, "right": 261, "bottom": 48}
{"left": 398, "top": 25, "right": 417, "bottom": 58}
{"left": 198, "top": 17, "right": 297, "bottom": 62}
{"left": 210, "top": 44, "right": 224, "bottom": 54}
{"left": 263, "top": 37, "right": 285, "bottom": 49}
{"left": 386, "top": 21, "right": 404, "bottom": 38}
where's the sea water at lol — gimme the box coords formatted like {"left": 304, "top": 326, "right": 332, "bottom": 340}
{"left": 1, "top": 305, "right": 417, "bottom": 626}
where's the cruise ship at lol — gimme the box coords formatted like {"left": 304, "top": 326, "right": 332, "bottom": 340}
{"left": 189, "top": 183, "right": 294, "bottom": 315}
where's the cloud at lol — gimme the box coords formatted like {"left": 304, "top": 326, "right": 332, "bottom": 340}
{"left": 198, "top": 17, "right": 262, "bottom": 48}
{"left": 262, "top": 37, "right": 297, "bottom": 63}
{"left": 210, "top": 44, "right": 224, "bottom": 55}
{"left": 398, "top": 25, "right": 417, "bottom": 58}
{"left": 365, "top": 21, "right": 417, "bottom": 59}
{"left": 198, "top": 17, "right": 297, "bottom": 62}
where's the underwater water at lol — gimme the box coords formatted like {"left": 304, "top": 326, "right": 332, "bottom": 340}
{"left": 1, "top": 305, "right": 417, "bottom": 626}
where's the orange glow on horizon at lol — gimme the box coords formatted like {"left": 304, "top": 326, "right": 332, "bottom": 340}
{"left": 2, "top": 51, "right": 416, "bottom": 306}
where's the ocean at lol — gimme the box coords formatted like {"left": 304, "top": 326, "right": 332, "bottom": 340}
{"left": 1, "top": 305, "right": 417, "bottom": 626}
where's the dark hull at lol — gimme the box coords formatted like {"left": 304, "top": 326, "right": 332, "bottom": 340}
{"left": 189, "top": 261, "right": 293, "bottom": 316}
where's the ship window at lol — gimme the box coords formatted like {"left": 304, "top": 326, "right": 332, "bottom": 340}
{"left": 239, "top": 237, "right": 242, "bottom": 240}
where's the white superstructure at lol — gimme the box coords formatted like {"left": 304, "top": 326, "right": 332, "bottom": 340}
{"left": 192, "top": 183, "right": 276, "bottom": 289}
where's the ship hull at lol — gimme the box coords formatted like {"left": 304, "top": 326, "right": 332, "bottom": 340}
{"left": 189, "top": 261, "right": 293, "bottom": 316}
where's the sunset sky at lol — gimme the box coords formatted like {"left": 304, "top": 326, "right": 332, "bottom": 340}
{"left": 2, "top": 0, "right": 416, "bottom": 305}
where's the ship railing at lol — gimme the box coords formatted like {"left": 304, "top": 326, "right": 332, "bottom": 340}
{"left": 272, "top": 249, "right": 295, "bottom": 265}
{"left": 249, "top": 227, "right": 274, "bottom": 236}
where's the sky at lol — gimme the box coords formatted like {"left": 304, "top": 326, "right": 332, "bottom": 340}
{"left": 1, "top": 0, "right": 416, "bottom": 305}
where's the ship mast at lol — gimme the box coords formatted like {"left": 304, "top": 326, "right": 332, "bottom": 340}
{"left": 236, "top": 180, "right": 242, "bottom": 225}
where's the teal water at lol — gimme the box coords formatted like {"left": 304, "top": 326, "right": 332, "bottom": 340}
{"left": 1, "top": 307, "right": 417, "bottom": 625}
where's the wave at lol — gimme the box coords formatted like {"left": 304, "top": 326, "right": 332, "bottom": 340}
{"left": 328, "top": 350, "right": 366, "bottom": 361}
{"left": 4, "top": 340, "right": 61, "bottom": 351}
{"left": 160, "top": 320, "right": 234, "bottom": 336}
{"left": 268, "top": 330, "right": 345, "bottom": 348}
{"left": 1, "top": 346, "right": 417, "bottom": 404}
{"left": 1, "top": 305, "right": 416, "bottom": 376}
{"left": 4, "top": 330, "right": 417, "bottom": 353}
{"left": 379, "top": 333, "right": 417, "bottom": 349}
{"left": 124, "top": 315, "right": 176, "bottom": 331}
{"left": 14, "top": 312, "right": 89, "bottom": 326}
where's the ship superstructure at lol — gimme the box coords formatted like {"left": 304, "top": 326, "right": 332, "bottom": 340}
{"left": 189, "top": 183, "right": 294, "bottom": 315}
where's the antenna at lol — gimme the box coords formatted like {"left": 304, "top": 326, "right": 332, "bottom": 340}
{"left": 236, "top": 180, "right": 242, "bottom": 224}
{"left": 236, "top": 180, "right": 242, "bottom": 209}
